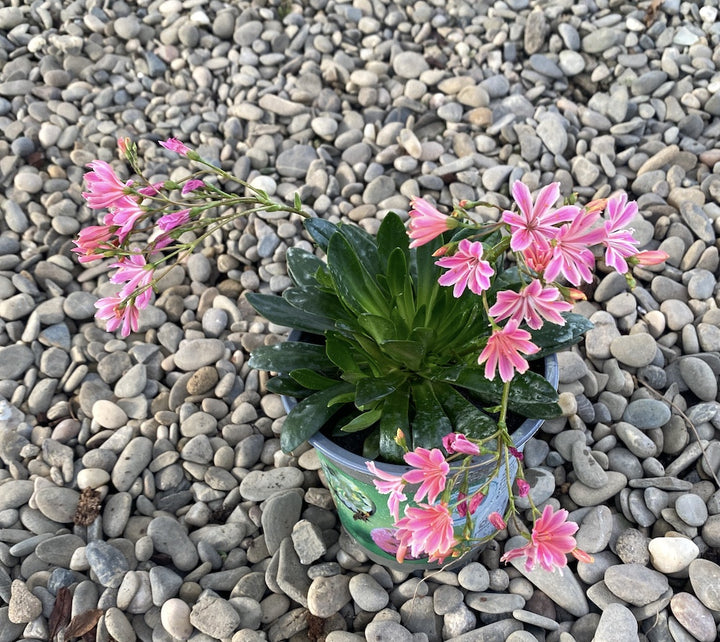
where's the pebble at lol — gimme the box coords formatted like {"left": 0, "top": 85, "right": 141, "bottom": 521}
{"left": 604, "top": 564, "right": 669, "bottom": 606}
{"left": 648, "top": 537, "right": 699, "bottom": 574}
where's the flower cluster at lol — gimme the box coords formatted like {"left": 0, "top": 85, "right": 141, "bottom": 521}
{"left": 367, "top": 431, "right": 591, "bottom": 571}
{"left": 408, "top": 182, "right": 668, "bottom": 383}
{"left": 364, "top": 184, "right": 669, "bottom": 569}
{"left": 73, "top": 138, "right": 305, "bottom": 337}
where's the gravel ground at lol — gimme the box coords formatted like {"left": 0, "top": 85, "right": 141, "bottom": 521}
{"left": 1, "top": 0, "right": 720, "bottom": 641}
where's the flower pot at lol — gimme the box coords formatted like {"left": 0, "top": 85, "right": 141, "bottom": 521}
{"left": 281, "top": 334, "right": 559, "bottom": 570}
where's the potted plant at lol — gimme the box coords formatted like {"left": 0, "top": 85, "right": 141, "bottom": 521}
{"left": 74, "top": 138, "right": 667, "bottom": 571}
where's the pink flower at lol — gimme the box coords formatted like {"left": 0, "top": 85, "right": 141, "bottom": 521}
{"left": 157, "top": 209, "right": 190, "bottom": 232}
{"left": 517, "top": 479, "right": 530, "bottom": 497}
{"left": 117, "top": 137, "right": 129, "bottom": 157}
{"left": 489, "top": 511, "right": 506, "bottom": 530}
{"left": 366, "top": 461, "right": 407, "bottom": 520}
{"left": 402, "top": 447, "right": 450, "bottom": 504}
{"left": 408, "top": 197, "right": 457, "bottom": 248}
{"left": 104, "top": 196, "right": 145, "bottom": 242}
{"left": 182, "top": 179, "right": 205, "bottom": 195}
{"left": 442, "top": 432, "right": 480, "bottom": 455}
{"left": 395, "top": 502, "right": 456, "bottom": 563}
{"left": 109, "top": 254, "right": 155, "bottom": 309}
{"left": 489, "top": 280, "right": 572, "bottom": 330}
{"left": 521, "top": 243, "right": 552, "bottom": 274}
{"left": 477, "top": 319, "right": 540, "bottom": 382}
{"left": 95, "top": 295, "right": 140, "bottom": 338}
{"left": 502, "top": 182, "right": 578, "bottom": 252}
{"left": 457, "top": 492, "right": 484, "bottom": 518}
{"left": 500, "top": 505, "right": 579, "bottom": 572}
{"left": 436, "top": 239, "right": 494, "bottom": 298}
{"left": 543, "top": 210, "right": 605, "bottom": 286}
{"left": 633, "top": 250, "right": 669, "bottom": 266}
{"left": 72, "top": 225, "right": 115, "bottom": 263}
{"left": 82, "top": 161, "right": 131, "bottom": 210}
{"left": 137, "top": 182, "right": 164, "bottom": 196}
{"left": 600, "top": 193, "right": 639, "bottom": 274}
{"left": 159, "top": 138, "right": 190, "bottom": 156}
{"left": 508, "top": 447, "right": 523, "bottom": 461}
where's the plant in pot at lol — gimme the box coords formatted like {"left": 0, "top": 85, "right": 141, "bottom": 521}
{"left": 74, "top": 138, "right": 668, "bottom": 571}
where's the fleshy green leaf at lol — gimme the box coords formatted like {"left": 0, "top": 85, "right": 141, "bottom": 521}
{"left": 377, "top": 211, "right": 410, "bottom": 271}
{"left": 433, "top": 382, "right": 497, "bottom": 441}
{"left": 379, "top": 339, "right": 425, "bottom": 370}
{"left": 410, "top": 379, "right": 453, "bottom": 450}
{"left": 283, "top": 286, "right": 348, "bottom": 321}
{"left": 327, "top": 234, "right": 391, "bottom": 317}
{"left": 246, "top": 292, "right": 335, "bottom": 334}
{"left": 529, "top": 313, "right": 594, "bottom": 360}
{"left": 379, "top": 385, "right": 410, "bottom": 463}
{"left": 281, "top": 382, "right": 354, "bottom": 452}
{"left": 286, "top": 247, "right": 325, "bottom": 287}
{"left": 435, "top": 365, "right": 561, "bottom": 419}
{"left": 340, "top": 407, "right": 383, "bottom": 432}
{"left": 289, "top": 369, "right": 340, "bottom": 390}
{"left": 357, "top": 314, "right": 397, "bottom": 344}
{"left": 304, "top": 218, "right": 338, "bottom": 252}
{"left": 266, "top": 374, "right": 313, "bottom": 398}
{"left": 356, "top": 375, "right": 401, "bottom": 407}
{"left": 325, "top": 332, "right": 362, "bottom": 375}
{"left": 248, "top": 342, "right": 336, "bottom": 374}
{"left": 337, "top": 223, "right": 382, "bottom": 277}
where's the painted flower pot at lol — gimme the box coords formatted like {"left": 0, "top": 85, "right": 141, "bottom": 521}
{"left": 281, "top": 341, "right": 559, "bottom": 570}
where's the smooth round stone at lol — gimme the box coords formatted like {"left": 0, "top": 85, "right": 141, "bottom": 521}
{"left": 105, "top": 607, "right": 136, "bottom": 642}
{"left": 557, "top": 351, "right": 588, "bottom": 383}
{"left": 515, "top": 467, "right": 555, "bottom": 509}
{"left": 308, "top": 575, "right": 352, "bottom": 618}
{"left": 458, "top": 562, "right": 490, "bottom": 592}
{"left": 34, "top": 485, "right": 80, "bottom": 523}
{"left": 622, "top": 400, "right": 671, "bottom": 429}
{"left": 174, "top": 339, "right": 225, "bottom": 370}
{"left": 77, "top": 468, "right": 111, "bottom": 489}
{"left": 114, "top": 363, "right": 147, "bottom": 398}
{"left": 689, "top": 559, "right": 720, "bottom": 610}
{"left": 609, "top": 334, "right": 657, "bottom": 367}
{"left": 604, "top": 564, "right": 669, "bottom": 607}
{"left": 92, "top": 400, "right": 128, "bottom": 429}
{"left": 147, "top": 516, "right": 198, "bottom": 571}
{"left": 239, "top": 467, "right": 305, "bottom": 502}
{"left": 648, "top": 537, "right": 699, "bottom": 573}
{"left": 85, "top": 540, "right": 130, "bottom": 588}
{"left": 571, "top": 442, "right": 609, "bottom": 489}
{"left": 678, "top": 357, "right": 717, "bottom": 401}
{"left": 111, "top": 437, "right": 153, "bottom": 492}
{"left": 348, "top": 574, "right": 389, "bottom": 612}
{"left": 35, "top": 534, "right": 85, "bottom": 567}
{"left": 615, "top": 422, "right": 658, "bottom": 458}
{"left": 558, "top": 50, "right": 585, "bottom": 75}
{"left": 575, "top": 506, "right": 613, "bottom": 554}
{"left": 161, "top": 598, "right": 193, "bottom": 639}
{"left": 674, "top": 494, "right": 708, "bottom": 527}
{"left": 0, "top": 480, "right": 34, "bottom": 511}
{"left": 569, "top": 471, "right": 627, "bottom": 507}
{"left": 670, "top": 593, "right": 716, "bottom": 642}
{"left": 392, "top": 51, "right": 429, "bottom": 79}
{"left": 189, "top": 594, "right": 241, "bottom": 639}
{"left": 593, "top": 603, "right": 638, "bottom": 642}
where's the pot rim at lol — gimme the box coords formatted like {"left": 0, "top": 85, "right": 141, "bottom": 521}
{"left": 281, "top": 331, "right": 559, "bottom": 476}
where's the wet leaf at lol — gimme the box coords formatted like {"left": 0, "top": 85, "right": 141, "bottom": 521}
{"left": 48, "top": 586, "right": 72, "bottom": 641}
{"left": 64, "top": 609, "right": 103, "bottom": 638}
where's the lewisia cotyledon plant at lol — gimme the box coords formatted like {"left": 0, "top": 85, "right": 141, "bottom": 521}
{"left": 74, "top": 138, "right": 668, "bottom": 571}
{"left": 365, "top": 184, "right": 668, "bottom": 569}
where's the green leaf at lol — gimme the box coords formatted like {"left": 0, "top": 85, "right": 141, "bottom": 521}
{"left": 294, "top": 192, "right": 302, "bottom": 211}
{"left": 337, "top": 223, "right": 382, "bottom": 277}
{"left": 286, "top": 247, "right": 325, "bottom": 287}
{"left": 290, "top": 369, "right": 339, "bottom": 390}
{"left": 303, "top": 218, "right": 338, "bottom": 252}
{"left": 327, "top": 234, "right": 390, "bottom": 317}
{"left": 433, "top": 382, "right": 497, "bottom": 441}
{"left": 283, "top": 286, "right": 348, "bottom": 321}
{"left": 387, "top": 248, "right": 415, "bottom": 329}
{"left": 436, "top": 365, "right": 561, "bottom": 419}
{"left": 410, "top": 379, "right": 453, "bottom": 450}
{"left": 356, "top": 375, "right": 401, "bottom": 407}
{"left": 246, "top": 292, "right": 335, "bottom": 335}
{"left": 266, "top": 374, "right": 313, "bottom": 398}
{"left": 529, "top": 313, "right": 594, "bottom": 360}
{"left": 325, "top": 332, "right": 362, "bottom": 375}
{"left": 281, "top": 382, "right": 354, "bottom": 452}
{"left": 249, "top": 342, "right": 336, "bottom": 374}
{"left": 379, "top": 385, "right": 410, "bottom": 463}
{"left": 377, "top": 211, "right": 410, "bottom": 271}
{"left": 363, "top": 431, "right": 380, "bottom": 460}
{"left": 357, "top": 314, "right": 396, "bottom": 344}
{"left": 412, "top": 235, "right": 444, "bottom": 322}
{"left": 340, "top": 407, "right": 383, "bottom": 433}
{"left": 379, "top": 339, "right": 425, "bottom": 370}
